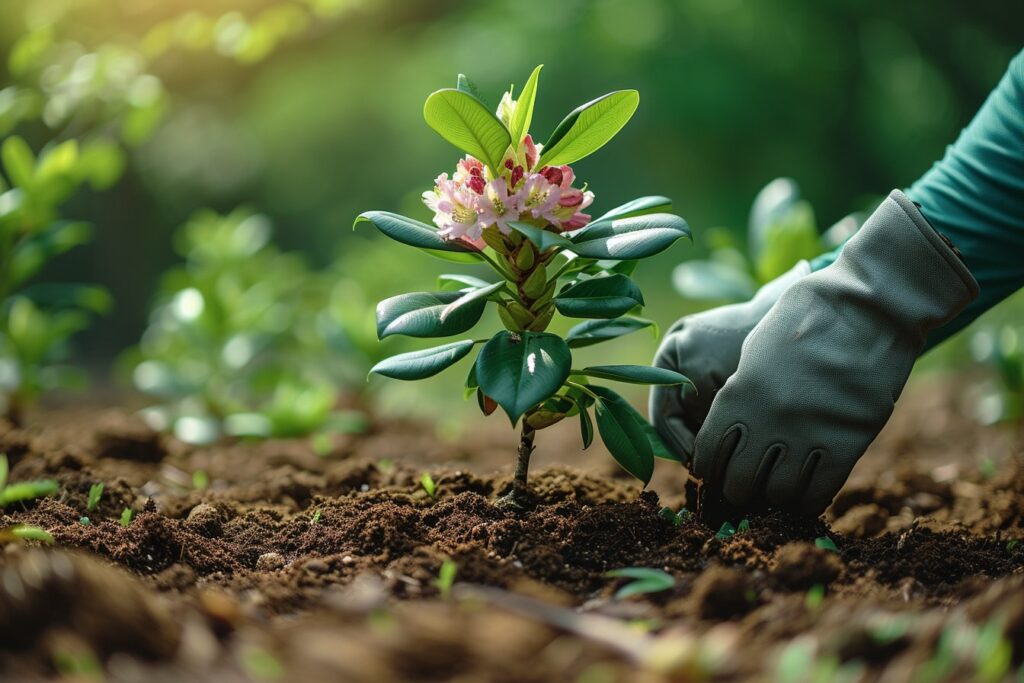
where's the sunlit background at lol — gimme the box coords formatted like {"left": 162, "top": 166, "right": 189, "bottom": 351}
{"left": 2, "top": 0, "right": 1022, "bottom": 438}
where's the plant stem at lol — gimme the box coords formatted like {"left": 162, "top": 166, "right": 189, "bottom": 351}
{"left": 496, "top": 422, "right": 536, "bottom": 509}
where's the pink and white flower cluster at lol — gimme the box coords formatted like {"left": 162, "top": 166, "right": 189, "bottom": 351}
{"left": 422, "top": 134, "right": 595, "bottom": 246}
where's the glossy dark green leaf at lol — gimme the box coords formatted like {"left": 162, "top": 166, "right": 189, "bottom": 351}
{"left": 440, "top": 281, "right": 505, "bottom": 322}
{"left": 475, "top": 331, "right": 572, "bottom": 424}
{"left": 507, "top": 221, "right": 573, "bottom": 251}
{"left": 579, "top": 403, "right": 594, "bottom": 449}
{"left": 438, "top": 273, "right": 493, "bottom": 291}
{"left": 590, "top": 386, "right": 654, "bottom": 485}
{"left": 423, "top": 88, "right": 511, "bottom": 172}
{"left": 577, "top": 365, "right": 692, "bottom": 386}
{"left": 370, "top": 340, "right": 475, "bottom": 380}
{"left": 376, "top": 291, "right": 486, "bottom": 339}
{"left": 354, "top": 211, "right": 480, "bottom": 255}
{"left": 565, "top": 317, "right": 656, "bottom": 348}
{"left": 593, "top": 196, "right": 672, "bottom": 224}
{"left": 554, "top": 274, "right": 643, "bottom": 319}
{"left": 539, "top": 90, "right": 640, "bottom": 168}
{"left": 570, "top": 213, "right": 691, "bottom": 259}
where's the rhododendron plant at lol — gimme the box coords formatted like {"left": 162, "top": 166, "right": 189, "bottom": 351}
{"left": 355, "top": 65, "right": 694, "bottom": 507}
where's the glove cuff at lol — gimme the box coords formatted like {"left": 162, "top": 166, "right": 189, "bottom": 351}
{"left": 838, "top": 189, "right": 980, "bottom": 337}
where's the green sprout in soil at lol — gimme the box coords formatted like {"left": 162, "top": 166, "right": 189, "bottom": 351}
{"left": 1007, "top": 539, "right": 1019, "bottom": 552}
{"left": 79, "top": 516, "right": 90, "bottom": 525}
{"left": 357, "top": 65, "right": 693, "bottom": 508}
{"left": 659, "top": 507, "right": 692, "bottom": 526}
{"left": 311, "top": 508, "right": 321, "bottom": 525}
{"left": 736, "top": 518, "right": 751, "bottom": 533}
{"left": 1, "top": 524, "right": 54, "bottom": 544}
{"left": 715, "top": 521, "right": 737, "bottom": 539}
{"left": 192, "top": 470, "right": 210, "bottom": 491}
{"left": 805, "top": 584, "right": 825, "bottom": 611}
{"left": 86, "top": 482, "right": 103, "bottom": 512}
{"left": 120, "top": 507, "right": 133, "bottom": 527}
{"left": 0, "top": 453, "right": 58, "bottom": 507}
{"left": 606, "top": 567, "right": 675, "bottom": 600}
{"left": 435, "top": 558, "right": 457, "bottom": 599}
{"left": 420, "top": 473, "right": 438, "bottom": 499}
{"left": 815, "top": 536, "right": 839, "bottom": 552}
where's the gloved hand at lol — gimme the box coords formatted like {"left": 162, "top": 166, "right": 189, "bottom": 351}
{"left": 650, "top": 261, "right": 810, "bottom": 459}
{"left": 692, "top": 190, "right": 979, "bottom": 516}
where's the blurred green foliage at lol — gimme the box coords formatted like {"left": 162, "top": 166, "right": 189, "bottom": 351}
{"left": 1, "top": 0, "right": 1021, "bottom": 421}
{"left": 673, "top": 177, "right": 864, "bottom": 303}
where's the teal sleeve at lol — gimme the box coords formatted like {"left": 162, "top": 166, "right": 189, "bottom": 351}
{"left": 912, "top": 48, "right": 1024, "bottom": 348}
{"left": 811, "top": 49, "right": 1024, "bottom": 349}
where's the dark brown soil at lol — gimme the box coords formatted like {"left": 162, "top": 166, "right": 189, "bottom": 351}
{"left": 1, "top": 375, "right": 1024, "bottom": 682}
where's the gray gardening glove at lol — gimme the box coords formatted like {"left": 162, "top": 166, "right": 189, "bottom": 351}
{"left": 650, "top": 260, "right": 811, "bottom": 459}
{"left": 693, "top": 190, "right": 979, "bottom": 516}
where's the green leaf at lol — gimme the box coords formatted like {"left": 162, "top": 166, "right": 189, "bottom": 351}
{"left": 672, "top": 260, "right": 757, "bottom": 302}
{"left": 815, "top": 536, "right": 839, "bottom": 553}
{"left": 1, "top": 135, "right": 35, "bottom": 188}
{"left": 565, "top": 317, "right": 655, "bottom": 348}
{"left": 423, "top": 88, "right": 512, "bottom": 172}
{"left": 440, "top": 281, "right": 505, "bottom": 322}
{"left": 554, "top": 274, "right": 643, "bottom": 319}
{"left": 9, "top": 525, "right": 54, "bottom": 544}
{"left": 354, "top": 212, "right": 480, "bottom": 255}
{"left": 509, "top": 64, "right": 542, "bottom": 145}
{"left": 716, "top": 521, "right": 736, "bottom": 539}
{"left": 591, "top": 386, "right": 654, "bottom": 485}
{"left": 570, "top": 213, "right": 691, "bottom": 259}
{"left": 539, "top": 90, "right": 640, "bottom": 168}
{"left": 507, "top": 221, "right": 573, "bottom": 251}
{"left": 475, "top": 331, "right": 572, "bottom": 424}
{"left": 0, "top": 479, "right": 59, "bottom": 506}
{"left": 438, "top": 273, "right": 493, "bottom": 291}
{"left": 579, "top": 404, "right": 594, "bottom": 449}
{"left": 456, "top": 73, "right": 483, "bottom": 101}
{"left": 576, "top": 365, "right": 692, "bottom": 386}
{"left": 749, "top": 177, "right": 801, "bottom": 256}
{"left": 755, "top": 202, "right": 820, "bottom": 282}
{"left": 606, "top": 567, "right": 675, "bottom": 600}
{"left": 593, "top": 196, "right": 672, "bottom": 224}
{"left": 585, "top": 383, "right": 677, "bottom": 462}
{"left": 370, "top": 340, "right": 475, "bottom": 380}
{"left": 376, "top": 291, "right": 487, "bottom": 339}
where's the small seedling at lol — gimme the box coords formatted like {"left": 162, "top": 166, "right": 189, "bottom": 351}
{"left": 192, "top": 470, "right": 210, "bottom": 490}
{"left": 435, "top": 558, "right": 457, "bottom": 599}
{"left": 120, "top": 507, "right": 133, "bottom": 527}
{"left": 736, "top": 518, "right": 751, "bottom": 533}
{"left": 606, "top": 567, "right": 675, "bottom": 600}
{"left": 805, "top": 583, "right": 825, "bottom": 610}
{"left": 2, "top": 524, "right": 54, "bottom": 544}
{"left": 815, "top": 536, "right": 839, "bottom": 553}
{"left": 86, "top": 482, "right": 103, "bottom": 512}
{"left": 715, "top": 521, "right": 737, "bottom": 539}
{"left": 79, "top": 516, "right": 90, "bottom": 525}
{"left": 0, "top": 454, "right": 59, "bottom": 507}
{"left": 358, "top": 65, "right": 693, "bottom": 508}
{"left": 979, "top": 457, "right": 997, "bottom": 479}
{"left": 311, "top": 508, "right": 322, "bottom": 525}
{"left": 420, "top": 473, "right": 438, "bottom": 499}
{"left": 658, "top": 506, "right": 692, "bottom": 526}
{"left": 1007, "top": 539, "right": 1019, "bottom": 552}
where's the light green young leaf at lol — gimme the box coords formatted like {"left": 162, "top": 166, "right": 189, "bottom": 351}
{"left": 1, "top": 135, "right": 35, "bottom": 188}
{"left": 538, "top": 90, "right": 639, "bottom": 168}
{"left": 606, "top": 567, "right": 675, "bottom": 600}
{"left": 509, "top": 64, "right": 543, "bottom": 146}
{"left": 424, "top": 88, "right": 512, "bottom": 172}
